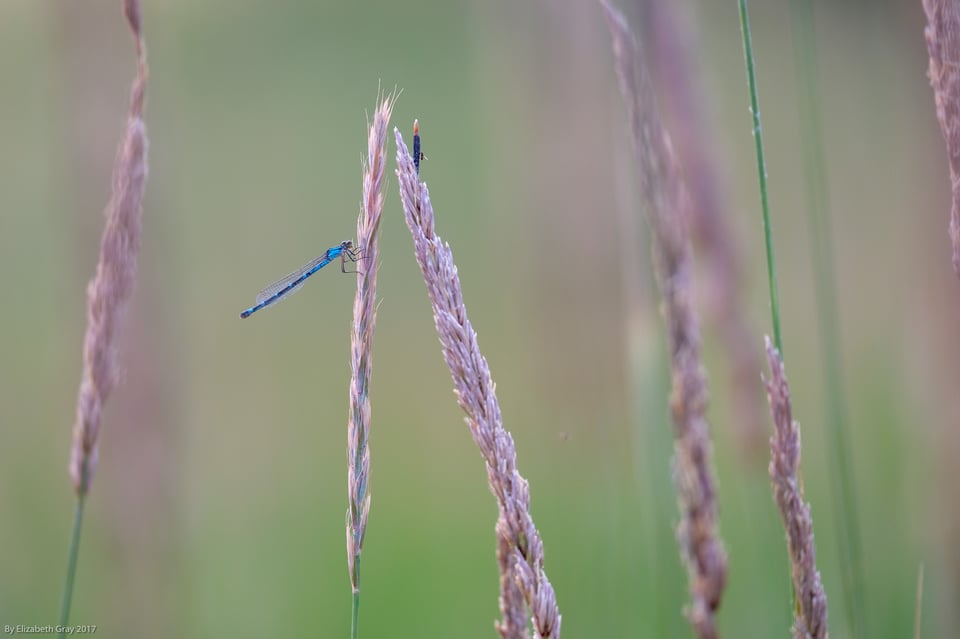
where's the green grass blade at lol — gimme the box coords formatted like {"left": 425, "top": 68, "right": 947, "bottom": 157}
{"left": 58, "top": 494, "right": 86, "bottom": 639}
{"left": 737, "top": 0, "right": 783, "bottom": 355}
{"left": 737, "top": 0, "right": 799, "bottom": 625}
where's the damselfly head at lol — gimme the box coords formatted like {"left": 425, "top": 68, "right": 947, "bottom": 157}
{"left": 342, "top": 240, "right": 354, "bottom": 250}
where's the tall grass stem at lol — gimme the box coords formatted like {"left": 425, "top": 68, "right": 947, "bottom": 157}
{"left": 395, "top": 127, "right": 560, "bottom": 638}
{"left": 351, "top": 577, "right": 361, "bottom": 639}
{"left": 787, "top": 2, "right": 867, "bottom": 635}
{"left": 58, "top": 494, "right": 86, "bottom": 638}
{"left": 346, "top": 92, "right": 395, "bottom": 638}
{"left": 737, "top": 0, "right": 782, "bottom": 355}
{"left": 644, "top": 0, "right": 767, "bottom": 460}
{"left": 600, "top": 3, "right": 728, "bottom": 635}
{"left": 62, "top": 0, "right": 147, "bottom": 629}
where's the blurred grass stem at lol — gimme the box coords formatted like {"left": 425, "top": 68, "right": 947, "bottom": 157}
{"left": 62, "top": 0, "right": 147, "bottom": 630}
{"left": 787, "top": 1, "right": 867, "bottom": 635}
{"left": 600, "top": 3, "right": 728, "bottom": 635}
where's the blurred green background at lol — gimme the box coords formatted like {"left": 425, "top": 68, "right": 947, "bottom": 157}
{"left": 0, "top": 0, "right": 955, "bottom": 637}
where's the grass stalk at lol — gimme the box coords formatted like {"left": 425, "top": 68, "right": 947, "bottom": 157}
{"left": 346, "top": 93, "right": 395, "bottom": 639}
{"left": 644, "top": 0, "right": 767, "bottom": 459}
{"left": 763, "top": 337, "right": 829, "bottom": 639}
{"left": 351, "top": 572, "right": 361, "bottom": 639}
{"left": 615, "top": 111, "right": 675, "bottom": 637}
{"left": 736, "top": 0, "right": 782, "bottom": 354}
{"left": 787, "top": 2, "right": 867, "bottom": 635}
{"left": 600, "top": 3, "right": 727, "bottom": 636}
{"left": 395, "top": 126, "right": 560, "bottom": 638}
{"left": 62, "top": 0, "right": 147, "bottom": 629}
{"left": 58, "top": 493, "right": 86, "bottom": 638}
{"left": 736, "top": 0, "right": 802, "bottom": 626}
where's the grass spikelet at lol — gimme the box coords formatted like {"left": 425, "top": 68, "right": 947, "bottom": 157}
{"left": 61, "top": 0, "right": 148, "bottom": 633}
{"left": 346, "top": 91, "right": 395, "bottom": 639}
{"left": 763, "top": 336, "right": 829, "bottom": 639}
{"left": 69, "top": 0, "right": 148, "bottom": 497}
{"left": 395, "top": 127, "right": 560, "bottom": 639}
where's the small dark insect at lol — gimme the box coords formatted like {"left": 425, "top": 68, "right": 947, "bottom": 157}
{"left": 413, "top": 119, "right": 426, "bottom": 174}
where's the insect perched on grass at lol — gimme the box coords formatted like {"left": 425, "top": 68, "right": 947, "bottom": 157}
{"left": 413, "top": 119, "right": 426, "bottom": 175}
{"left": 239, "top": 240, "right": 360, "bottom": 318}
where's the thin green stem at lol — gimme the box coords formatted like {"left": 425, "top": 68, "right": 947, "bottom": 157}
{"left": 737, "top": 0, "right": 798, "bottom": 625}
{"left": 58, "top": 492, "right": 86, "bottom": 638}
{"left": 737, "top": 0, "right": 783, "bottom": 355}
{"left": 351, "top": 563, "right": 361, "bottom": 639}
{"left": 787, "top": 1, "right": 867, "bottom": 636}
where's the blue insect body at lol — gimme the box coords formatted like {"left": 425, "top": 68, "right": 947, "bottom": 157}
{"left": 239, "top": 240, "right": 357, "bottom": 318}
